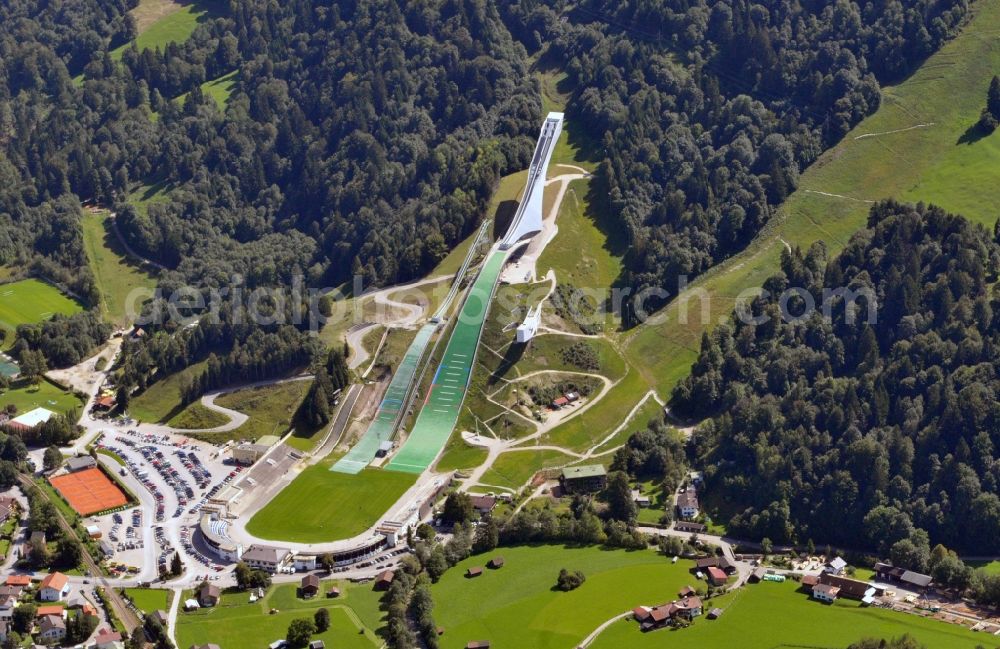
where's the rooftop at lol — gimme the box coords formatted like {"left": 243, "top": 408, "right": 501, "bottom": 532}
{"left": 11, "top": 407, "right": 55, "bottom": 428}
{"left": 561, "top": 465, "right": 606, "bottom": 480}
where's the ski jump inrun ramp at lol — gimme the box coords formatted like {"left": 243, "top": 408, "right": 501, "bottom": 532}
{"left": 385, "top": 112, "right": 564, "bottom": 474}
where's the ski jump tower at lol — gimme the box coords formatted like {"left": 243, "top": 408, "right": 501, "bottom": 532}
{"left": 500, "top": 112, "right": 564, "bottom": 250}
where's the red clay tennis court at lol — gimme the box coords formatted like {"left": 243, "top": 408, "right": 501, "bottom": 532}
{"left": 50, "top": 467, "right": 128, "bottom": 515}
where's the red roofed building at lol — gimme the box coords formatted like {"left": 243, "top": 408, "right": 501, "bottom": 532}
{"left": 5, "top": 575, "right": 29, "bottom": 587}
{"left": 706, "top": 567, "right": 728, "bottom": 586}
{"left": 39, "top": 572, "right": 69, "bottom": 601}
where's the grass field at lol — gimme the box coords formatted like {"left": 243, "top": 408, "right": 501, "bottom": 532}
{"left": 431, "top": 545, "right": 707, "bottom": 649}
{"left": 622, "top": 0, "right": 1000, "bottom": 400}
{"left": 590, "top": 579, "right": 985, "bottom": 649}
{"left": 176, "top": 580, "right": 383, "bottom": 649}
{"left": 211, "top": 380, "right": 313, "bottom": 448}
{"left": 479, "top": 448, "right": 575, "bottom": 491}
{"left": 123, "top": 587, "right": 172, "bottom": 613}
{"left": 0, "top": 279, "right": 82, "bottom": 349}
{"left": 168, "top": 403, "right": 230, "bottom": 431}
{"left": 80, "top": 210, "right": 158, "bottom": 326}
{"left": 246, "top": 463, "right": 415, "bottom": 543}
{"left": 0, "top": 378, "right": 83, "bottom": 415}
{"left": 114, "top": 0, "right": 223, "bottom": 59}
{"left": 128, "top": 360, "right": 209, "bottom": 424}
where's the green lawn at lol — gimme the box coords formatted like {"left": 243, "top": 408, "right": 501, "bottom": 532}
{"left": 590, "top": 580, "right": 985, "bottom": 649}
{"left": 211, "top": 380, "right": 313, "bottom": 448}
{"left": 172, "top": 70, "right": 239, "bottom": 111}
{"left": 128, "top": 181, "right": 174, "bottom": 217}
{"left": 128, "top": 360, "right": 209, "bottom": 424}
{"left": 80, "top": 210, "right": 158, "bottom": 326}
{"left": 168, "top": 403, "right": 230, "bottom": 432}
{"left": 0, "top": 279, "right": 82, "bottom": 349}
{"left": 434, "top": 439, "right": 490, "bottom": 474}
{"left": 246, "top": 464, "right": 415, "bottom": 543}
{"left": 176, "top": 581, "right": 383, "bottom": 649}
{"left": 0, "top": 378, "right": 83, "bottom": 414}
{"left": 623, "top": 0, "right": 1000, "bottom": 400}
{"left": 112, "top": 0, "right": 223, "bottom": 59}
{"left": 123, "top": 587, "right": 172, "bottom": 614}
{"left": 431, "top": 545, "right": 704, "bottom": 649}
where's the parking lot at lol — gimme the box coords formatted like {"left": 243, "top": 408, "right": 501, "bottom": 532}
{"left": 90, "top": 430, "right": 246, "bottom": 581}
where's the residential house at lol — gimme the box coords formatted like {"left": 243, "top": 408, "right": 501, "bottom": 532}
{"left": 559, "top": 465, "right": 607, "bottom": 494}
{"left": 637, "top": 596, "right": 704, "bottom": 631}
{"left": 817, "top": 573, "right": 882, "bottom": 603}
{"left": 242, "top": 545, "right": 291, "bottom": 573}
{"left": 674, "top": 521, "right": 706, "bottom": 534}
{"left": 35, "top": 605, "right": 64, "bottom": 618}
{"left": 39, "top": 572, "right": 69, "bottom": 602}
{"left": 300, "top": 575, "right": 320, "bottom": 598}
{"left": 824, "top": 556, "right": 848, "bottom": 575}
{"left": 469, "top": 495, "right": 497, "bottom": 516}
{"left": 812, "top": 583, "right": 840, "bottom": 603}
{"left": 197, "top": 583, "right": 221, "bottom": 608}
{"left": 678, "top": 586, "right": 697, "bottom": 598}
{"left": 676, "top": 488, "right": 699, "bottom": 520}
{"left": 632, "top": 490, "right": 651, "bottom": 507}
{"left": 5, "top": 575, "right": 30, "bottom": 588}
{"left": 0, "top": 621, "right": 8, "bottom": 643}
{"left": 0, "top": 596, "right": 16, "bottom": 621}
{"left": 37, "top": 614, "right": 66, "bottom": 642}
{"left": 92, "top": 628, "right": 124, "bottom": 649}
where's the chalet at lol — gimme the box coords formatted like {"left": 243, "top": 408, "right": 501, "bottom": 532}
{"left": 678, "top": 585, "right": 697, "bottom": 598}
{"left": 676, "top": 488, "right": 699, "bottom": 519}
{"left": 469, "top": 495, "right": 497, "bottom": 515}
{"left": 559, "top": 465, "right": 607, "bottom": 494}
{"left": 300, "top": 574, "right": 320, "bottom": 598}
{"left": 812, "top": 583, "right": 840, "bottom": 603}
{"left": 466, "top": 567, "right": 483, "bottom": 578}
{"left": 197, "top": 583, "right": 221, "bottom": 608}
{"left": 39, "top": 572, "right": 69, "bottom": 602}
{"left": 824, "top": 556, "right": 847, "bottom": 575}
{"left": 487, "top": 557, "right": 504, "bottom": 569}
{"left": 38, "top": 614, "right": 65, "bottom": 642}
{"left": 706, "top": 567, "right": 728, "bottom": 587}
{"left": 374, "top": 570, "right": 395, "bottom": 591}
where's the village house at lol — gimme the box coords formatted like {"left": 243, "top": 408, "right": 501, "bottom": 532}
{"left": 91, "top": 628, "right": 124, "bottom": 649}
{"left": 674, "top": 521, "right": 706, "bottom": 534}
{"left": 706, "top": 567, "right": 728, "bottom": 587}
{"left": 815, "top": 573, "right": 883, "bottom": 604}
{"left": 873, "top": 562, "right": 933, "bottom": 591}
{"left": 37, "top": 614, "right": 66, "bottom": 642}
{"left": 559, "top": 465, "right": 607, "bottom": 494}
{"left": 676, "top": 488, "right": 699, "bottom": 519}
{"left": 824, "top": 556, "right": 848, "bottom": 575}
{"left": 468, "top": 494, "right": 497, "bottom": 516}
{"left": 812, "top": 583, "right": 840, "bottom": 603}
{"left": 634, "top": 595, "right": 704, "bottom": 631}
{"left": 38, "top": 572, "right": 69, "bottom": 602}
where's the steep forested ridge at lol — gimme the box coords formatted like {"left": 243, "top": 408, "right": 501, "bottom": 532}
{"left": 502, "top": 0, "right": 969, "bottom": 320}
{"left": 673, "top": 201, "right": 1000, "bottom": 553}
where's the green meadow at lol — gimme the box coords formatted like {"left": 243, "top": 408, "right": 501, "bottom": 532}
{"left": 113, "top": 0, "right": 224, "bottom": 59}
{"left": 590, "top": 580, "right": 985, "bottom": 649}
{"left": 176, "top": 580, "right": 383, "bottom": 649}
{"left": 0, "top": 279, "right": 82, "bottom": 349}
{"left": 80, "top": 210, "right": 158, "bottom": 326}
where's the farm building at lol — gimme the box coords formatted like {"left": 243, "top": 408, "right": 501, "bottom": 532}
{"left": 873, "top": 562, "right": 933, "bottom": 590}
{"left": 487, "top": 557, "right": 504, "bottom": 569}
{"left": 706, "top": 567, "right": 728, "bottom": 586}
{"left": 374, "top": 570, "right": 395, "bottom": 591}
{"left": 300, "top": 574, "right": 320, "bottom": 598}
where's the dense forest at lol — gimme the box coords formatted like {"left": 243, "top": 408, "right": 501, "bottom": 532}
{"left": 672, "top": 201, "right": 1000, "bottom": 554}
{"left": 501, "top": 0, "right": 969, "bottom": 319}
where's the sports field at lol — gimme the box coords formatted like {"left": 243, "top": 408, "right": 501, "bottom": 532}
{"left": 0, "top": 279, "right": 82, "bottom": 349}
{"left": 176, "top": 580, "right": 383, "bottom": 649}
{"left": 50, "top": 467, "right": 129, "bottom": 515}
{"left": 246, "top": 463, "right": 415, "bottom": 543}
{"left": 589, "top": 579, "right": 985, "bottom": 649}
{"left": 386, "top": 250, "right": 507, "bottom": 473}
